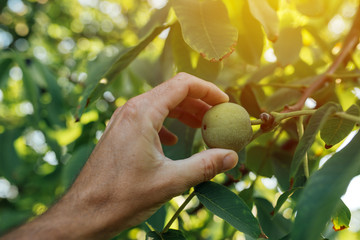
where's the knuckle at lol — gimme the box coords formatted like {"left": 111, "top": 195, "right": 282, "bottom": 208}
{"left": 175, "top": 72, "right": 188, "bottom": 79}
{"left": 172, "top": 72, "right": 191, "bottom": 86}
{"left": 121, "top": 99, "right": 141, "bottom": 120}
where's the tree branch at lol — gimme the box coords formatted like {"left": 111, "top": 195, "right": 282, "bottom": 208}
{"left": 285, "top": 5, "right": 360, "bottom": 112}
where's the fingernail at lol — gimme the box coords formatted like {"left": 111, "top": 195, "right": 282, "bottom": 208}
{"left": 222, "top": 152, "right": 238, "bottom": 171}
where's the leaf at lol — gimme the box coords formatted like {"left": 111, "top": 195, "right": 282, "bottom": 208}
{"left": 0, "top": 129, "right": 23, "bottom": 183}
{"left": 331, "top": 199, "right": 351, "bottom": 231}
{"left": 274, "top": 27, "right": 303, "bottom": 67}
{"left": 62, "top": 144, "right": 94, "bottom": 189}
{"left": 162, "top": 119, "right": 196, "bottom": 160}
{"left": 225, "top": 86, "right": 241, "bottom": 105}
{"left": 14, "top": 54, "right": 40, "bottom": 122}
{"left": 263, "top": 88, "right": 302, "bottom": 112}
{"left": 246, "top": 146, "right": 274, "bottom": 178}
{"left": 194, "top": 56, "right": 221, "bottom": 82}
{"left": 272, "top": 187, "right": 301, "bottom": 216}
{"left": 289, "top": 102, "right": 339, "bottom": 180}
{"left": 146, "top": 229, "right": 186, "bottom": 240}
{"left": 146, "top": 205, "right": 167, "bottom": 233}
{"left": 254, "top": 197, "right": 292, "bottom": 240}
{"left": 320, "top": 104, "right": 360, "bottom": 146}
{"left": 76, "top": 25, "right": 168, "bottom": 119}
{"left": 157, "top": 31, "right": 176, "bottom": 84}
{"left": 292, "top": 131, "right": 360, "bottom": 240}
{"left": 236, "top": 1, "right": 264, "bottom": 66}
{"left": 226, "top": 148, "right": 246, "bottom": 180}
{"left": 313, "top": 81, "right": 340, "bottom": 107}
{"left": 168, "top": 22, "right": 194, "bottom": 74}
{"left": 138, "top": 3, "right": 170, "bottom": 38}
{"left": 239, "top": 186, "right": 254, "bottom": 210}
{"left": 172, "top": 0, "right": 238, "bottom": 61}
{"left": 247, "top": 63, "right": 278, "bottom": 83}
{"left": 194, "top": 181, "right": 264, "bottom": 238}
{"left": 31, "top": 59, "right": 66, "bottom": 128}
{"left": 0, "top": 208, "right": 31, "bottom": 235}
{"left": 271, "top": 149, "right": 293, "bottom": 191}
{"left": 0, "top": 56, "right": 13, "bottom": 87}
{"left": 240, "top": 84, "right": 263, "bottom": 118}
{"left": 247, "top": 0, "right": 279, "bottom": 42}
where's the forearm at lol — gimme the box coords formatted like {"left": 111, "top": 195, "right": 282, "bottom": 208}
{"left": 1, "top": 194, "right": 109, "bottom": 240}
{"left": 0, "top": 181, "right": 131, "bottom": 240}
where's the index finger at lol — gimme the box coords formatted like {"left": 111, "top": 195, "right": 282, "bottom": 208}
{"left": 149, "top": 72, "right": 228, "bottom": 110}
{"left": 144, "top": 72, "right": 229, "bottom": 129}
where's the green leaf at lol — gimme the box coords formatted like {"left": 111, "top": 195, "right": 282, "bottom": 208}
{"left": 62, "top": 144, "right": 94, "bottom": 189}
{"left": 331, "top": 199, "right": 351, "bottom": 232}
{"left": 272, "top": 187, "right": 301, "bottom": 216}
{"left": 292, "top": 131, "right": 360, "bottom": 240}
{"left": 194, "top": 56, "right": 221, "bottom": 82}
{"left": 146, "top": 229, "right": 186, "bottom": 240}
{"left": 240, "top": 84, "right": 263, "bottom": 118}
{"left": 138, "top": 4, "right": 170, "bottom": 38}
{"left": 76, "top": 25, "right": 168, "bottom": 119}
{"left": 146, "top": 205, "right": 167, "bottom": 233}
{"left": 194, "top": 181, "right": 264, "bottom": 238}
{"left": 31, "top": 59, "right": 66, "bottom": 128}
{"left": 247, "top": 0, "right": 279, "bottom": 42}
{"left": 172, "top": 0, "right": 238, "bottom": 61}
{"left": 247, "top": 63, "right": 278, "bottom": 84}
{"left": 162, "top": 119, "right": 196, "bottom": 160}
{"left": 0, "top": 208, "right": 32, "bottom": 235}
{"left": 271, "top": 149, "right": 293, "bottom": 190}
{"left": 0, "top": 56, "right": 13, "bottom": 87}
{"left": 239, "top": 186, "right": 254, "bottom": 210}
{"left": 289, "top": 102, "right": 339, "bottom": 180}
{"left": 274, "top": 27, "right": 303, "bottom": 67}
{"left": 14, "top": 54, "right": 40, "bottom": 122}
{"left": 226, "top": 148, "right": 246, "bottom": 180}
{"left": 254, "top": 197, "right": 291, "bottom": 240}
{"left": 264, "top": 88, "right": 302, "bottom": 112}
{"left": 320, "top": 104, "right": 360, "bottom": 147}
{"left": 168, "top": 22, "right": 194, "bottom": 74}
{"left": 0, "top": 129, "right": 23, "bottom": 183}
{"left": 246, "top": 146, "right": 274, "bottom": 178}
{"left": 236, "top": 1, "right": 264, "bottom": 66}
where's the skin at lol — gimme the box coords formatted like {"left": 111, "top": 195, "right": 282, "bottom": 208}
{"left": 0, "top": 73, "right": 238, "bottom": 240}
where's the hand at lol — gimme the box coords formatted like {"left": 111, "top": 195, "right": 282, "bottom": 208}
{"left": 1, "top": 73, "right": 238, "bottom": 240}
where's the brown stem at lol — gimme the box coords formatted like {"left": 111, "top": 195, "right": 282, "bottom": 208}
{"left": 285, "top": 5, "right": 360, "bottom": 112}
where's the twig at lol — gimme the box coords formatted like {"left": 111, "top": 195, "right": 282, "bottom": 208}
{"left": 162, "top": 192, "right": 196, "bottom": 233}
{"left": 251, "top": 119, "right": 264, "bottom": 125}
{"left": 296, "top": 116, "right": 309, "bottom": 178}
{"left": 285, "top": 5, "right": 360, "bottom": 112}
{"left": 255, "top": 82, "right": 308, "bottom": 90}
{"left": 328, "top": 72, "right": 360, "bottom": 79}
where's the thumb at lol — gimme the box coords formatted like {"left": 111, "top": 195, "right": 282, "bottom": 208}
{"left": 170, "top": 149, "right": 238, "bottom": 192}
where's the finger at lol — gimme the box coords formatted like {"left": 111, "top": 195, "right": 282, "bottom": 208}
{"left": 144, "top": 73, "right": 229, "bottom": 129}
{"left": 166, "top": 149, "right": 238, "bottom": 195}
{"left": 152, "top": 72, "right": 228, "bottom": 108}
{"left": 167, "top": 108, "right": 202, "bottom": 128}
{"left": 159, "top": 126, "right": 178, "bottom": 146}
{"left": 168, "top": 97, "right": 210, "bottom": 122}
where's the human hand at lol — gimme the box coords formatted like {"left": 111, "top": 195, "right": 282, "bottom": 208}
{"left": 1, "top": 73, "right": 238, "bottom": 240}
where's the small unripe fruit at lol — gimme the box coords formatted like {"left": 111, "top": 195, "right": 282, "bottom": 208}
{"left": 201, "top": 103, "right": 253, "bottom": 152}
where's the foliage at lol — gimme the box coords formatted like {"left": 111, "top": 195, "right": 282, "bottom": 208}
{"left": 1, "top": 0, "right": 360, "bottom": 239}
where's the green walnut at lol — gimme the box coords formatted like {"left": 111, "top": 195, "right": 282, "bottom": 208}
{"left": 201, "top": 102, "right": 253, "bottom": 152}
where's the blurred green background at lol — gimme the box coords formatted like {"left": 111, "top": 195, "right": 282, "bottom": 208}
{"left": 1, "top": 0, "right": 360, "bottom": 239}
